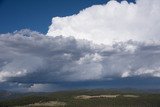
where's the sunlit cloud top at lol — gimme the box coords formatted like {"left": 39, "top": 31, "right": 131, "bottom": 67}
{"left": 47, "top": 0, "right": 160, "bottom": 44}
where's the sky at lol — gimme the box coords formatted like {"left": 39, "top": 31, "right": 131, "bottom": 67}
{"left": 0, "top": 0, "right": 135, "bottom": 34}
{"left": 0, "top": 0, "right": 160, "bottom": 92}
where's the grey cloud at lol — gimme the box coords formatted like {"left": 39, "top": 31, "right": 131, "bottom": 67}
{"left": 0, "top": 29, "right": 160, "bottom": 91}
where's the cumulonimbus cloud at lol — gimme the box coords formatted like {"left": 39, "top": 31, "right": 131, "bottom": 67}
{"left": 1, "top": 0, "right": 160, "bottom": 91}
{"left": 47, "top": 0, "right": 160, "bottom": 44}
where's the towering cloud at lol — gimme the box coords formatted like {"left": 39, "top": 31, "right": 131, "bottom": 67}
{"left": 1, "top": 0, "right": 160, "bottom": 91}
{"left": 47, "top": 0, "right": 160, "bottom": 44}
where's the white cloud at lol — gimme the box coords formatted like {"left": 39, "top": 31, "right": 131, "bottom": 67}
{"left": 0, "top": 69, "right": 27, "bottom": 82}
{"left": 47, "top": 0, "right": 160, "bottom": 44}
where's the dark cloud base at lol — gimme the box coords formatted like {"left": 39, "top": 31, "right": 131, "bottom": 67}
{"left": 1, "top": 77, "right": 160, "bottom": 92}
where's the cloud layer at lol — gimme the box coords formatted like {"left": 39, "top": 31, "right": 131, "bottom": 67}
{"left": 0, "top": 29, "right": 160, "bottom": 91}
{"left": 47, "top": 0, "right": 160, "bottom": 44}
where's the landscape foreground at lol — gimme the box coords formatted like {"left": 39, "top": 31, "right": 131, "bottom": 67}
{"left": 0, "top": 89, "right": 160, "bottom": 107}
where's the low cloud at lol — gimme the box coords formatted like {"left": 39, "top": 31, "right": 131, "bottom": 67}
{"left": 0, "top": 29, "right": 160, "bottom": 91}
{"left": 47, "top": 0, "right": 160, "bottom": 44}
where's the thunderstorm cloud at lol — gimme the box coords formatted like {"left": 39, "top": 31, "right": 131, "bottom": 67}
{"left": 1, "top": 0, "right": 160, "bottom": 91}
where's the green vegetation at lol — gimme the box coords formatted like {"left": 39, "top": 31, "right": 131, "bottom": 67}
{"left": 0, "top": 90, "right": 160, "bottom": 107}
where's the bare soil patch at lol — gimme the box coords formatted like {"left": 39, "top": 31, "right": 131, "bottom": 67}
{"left": 16, "top": 101, "right": 66, "bottom": 107}
{"left": 75, "top": 95, "right": 119, "bottom": 99}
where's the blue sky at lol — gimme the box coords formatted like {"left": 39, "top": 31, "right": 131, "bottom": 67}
{"left": 0, "top": 0, "right": 135, "bottom": 34}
